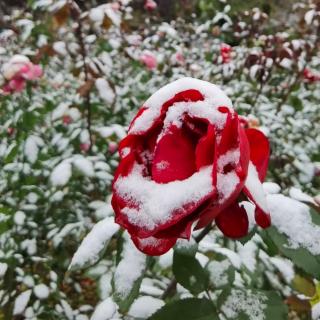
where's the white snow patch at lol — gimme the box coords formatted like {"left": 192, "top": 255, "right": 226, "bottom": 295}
{"left": 95, "top": 78, "right": 115, "bottom": 104}
{"left": 34, "top": 284, "right": 50, "bottom": 299}
{"left": 267, "top": 194, "right": 320, "bottom": 255}
{"left": 90, "top": 298, "right": 118, "bottom": 320}
{"left": 114, "top": 239, "right": 146, "bottom": 298}
{"left": 312, "top": 302, "right": 320, "bottom": 320}
{"left": 263, "top": 182, "right": 281, "bottom": 194}
{"left": 244, "top": 162, "right": 269, "bottom": 213}
{"left": 221, "top": 289, "right": 267, "bottom": 320}
{"left": 128, "top": 296, "right": 164, "bottom": 318}
{"left": 289, "top": 187, "right": 316, "bottom": 205}
{"left": 207, "top": 259, "right": 231, "bottom": 287}
{"left": 69, "top": 217, "right": 119, "bottom": 270}
{"left": 270, "top": 257, "right": 294, "bottom": 283}
{"left": 50, "top": 161, "right": 72, "bottom": 186}
{"left": 13, "top": 290, "right": 32, "bottom": 315}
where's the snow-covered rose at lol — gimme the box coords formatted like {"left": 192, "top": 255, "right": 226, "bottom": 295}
{"left": 112, "top": 77, "right": 271, "bottom": 255}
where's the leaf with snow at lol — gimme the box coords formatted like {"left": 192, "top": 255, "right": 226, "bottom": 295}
{"left": 266, "top": 194, "right": 320, "bottom": 278}
{"left": 69, "top": 217, "right": 119, "bottom": 270}
{"left": 13, "top": 289, "right": 32, "bottom": 315}
{"left": 113, "top": 238, "right": 147, "bottom": 312}
{"left": 50, "top": 161, "right": 72, "bottom": 186}
{"left": 149, "top": 298, "right": 218, "bottom": 320}
{"left": 91, "top": 297, "right": 119, "bottom": 320}
{"left": 128, "top": 296, "right": 164, "bottom": 319}
{"left": 72, "top": 156, "right": 95, "bottom": 177}
{"left": 24, "top": 135, "right": 43, "bottom": 163}
{"left": 207, "top": 255, "right": 235, "bottom": 288}
{"left": 218, "top": 288, "right": 287, "bottom": 320}
{"left": 95, "top": 78, "right": 115, "bottom": 104}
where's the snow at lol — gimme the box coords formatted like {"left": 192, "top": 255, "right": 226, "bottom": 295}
{"left": 207, "top": 259, "right": 231, "bottom": 287}
{"left": 50, "top": 161, "right": 72, "bottom": 186}
{"left": 115, "top": 164, "right": 213, "bottom": 231}
{"left": 90, "top": 298, "right": 118, "bottom": 320}
{"left": 25, "top": 135, "right": 40, "bottom": 163}
{"left": 69, "top": 217, "right": 119, "bottom": 270}
{"left": 95, "top": 78, "right": 115, "bottom": 104}
{"left": 129, "top": 77, "right": 233, "bottom": 134}
{"left": 221, "top": 289, "right": 267, "bottom": 320}
{"left": 312, "top": 302, "right": 320, "bottom": 320}
{"left": 128, "top": 296, "right": 164, "bottom": 318}
{"left": 13, "top": 289, "right": 32, "bottom": 315}
{"left": 305, "top": 10, "right": 315, "bottom": 25}
{"left": 244, "top": 162, "right": 269, "bottom": 213}
{"left": 73, "top": 156, "right": 95, "bottom": 177}
{"left": 0, "top": 262, "right": 8, "bottom": 277}
{"left": 114, "top": 239, "right": 146, "bottom": 298}
{"left": 270, "top": 257, "right": 294, "bottom": 283}
{"left": 217, "top": 171, "right": 239, "bottom": 203}
{"left": 267, "top": 194, "right": 320, "bottom": 255}
{"left": 34, "top": 283, "right": 50, "bottom": 299}
{"left": 14, "top": 211, "right": 26, "bottom": 225}
{"left": 263, "top": 182, "right": 281, "bottom": 194}
{"left": 237, "top": 241, "right": 257, "bottom": 272}
{"left": 289, "top": 187, "right": 316, "bottom": 204}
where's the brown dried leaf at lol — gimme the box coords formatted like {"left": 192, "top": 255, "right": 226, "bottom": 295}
{"left": 52, "top": 3, "right": 70, "bottom": 29}
{"left": 77, "top": 79, "right": 94, "bottom": 97}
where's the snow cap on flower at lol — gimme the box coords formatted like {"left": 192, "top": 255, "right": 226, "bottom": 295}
{"left": 112, "top": 77, "right": 271, "bottom": 255}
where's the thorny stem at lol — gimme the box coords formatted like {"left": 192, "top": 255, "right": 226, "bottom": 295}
{"left": 161, "top": 223, "right": 214, "bottom": 300}
{"left": 72, "top": 0, "right": 93, "bottom": 153}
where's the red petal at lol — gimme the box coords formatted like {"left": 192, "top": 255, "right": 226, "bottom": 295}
{"left": 245, "top": 128, "right": 270, "bottom": 182}
{"left": 215, "top": 202, "right": 249, "bottom": 239}
{"left": 255, "top": 206, "right": 271, "bottom": 229}
{"left": 195, "top": 124, "right": 215, "bottom": 170}
{"left": 152, "top": 125, "right": 196, "bottom": 183}
{"left": 131, "top": 235, "right": 177, "bottom": 256}
{"left": 243, "top": 161, "right": 271, "bottom": 228}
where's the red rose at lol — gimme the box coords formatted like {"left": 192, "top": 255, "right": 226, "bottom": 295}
{"left": 112, "top": 77, "right": 270, "bottom": 256}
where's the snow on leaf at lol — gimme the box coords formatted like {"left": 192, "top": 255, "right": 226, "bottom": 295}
{"left": 90, "top": 297, "right": 119, "bottom": 320}
{"left": 50, "top": 160, "right": 72, "bottom": 186}
{"left": 128, "top": 296, "right": 164, "bottom": 318}
{"left": 69, "top": 217, "right": 119, "bottom": 270}
{"left": 13, "top": 290, "right": 32, "bottom": 315}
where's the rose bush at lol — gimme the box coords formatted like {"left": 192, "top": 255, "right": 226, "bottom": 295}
{"left": 112, "top": 77, "right": 271, "bottom": 255}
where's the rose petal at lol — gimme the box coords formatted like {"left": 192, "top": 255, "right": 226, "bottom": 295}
{"left": 131, "top": 235, "right": 177, "bottom": 256}
{"left": 152, "top": 125, "right": 196, "bottom": 183}
{"left": 215, "top": 202, "right": 249, "bottom": 238}
{"left": 245, "top": 128, "right": 270, "bottom": 181}
{"left": 195, "top": 124, "right": 215, "bottom": 170}
{"left": 243, "top": 161, "right": 271, "bottom": 228}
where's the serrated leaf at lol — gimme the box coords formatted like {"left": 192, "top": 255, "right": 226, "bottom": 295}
{"left": 149, "top": 298, "right": 218, "bottom": 320}
{"left": 173, "top": 250, "right": 209, "bottom": 294}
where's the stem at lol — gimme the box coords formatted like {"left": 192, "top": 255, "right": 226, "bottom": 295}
{"left": 72, "top": 0, "right": 93, "bottom": 152}
{"left": 161, "top": 223, "right": 214, "bottom": 300}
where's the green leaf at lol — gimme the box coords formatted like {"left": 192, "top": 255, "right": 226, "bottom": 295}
{"left": 218, "top": 288, "right": 287, "bottom": 320}
{"left": 149, "top": 298, "right": 218, "bottom": 320}
{"left": 173, "top": 250, "right": 209, "bottom": 294}
{"left": 266, "top": 226, "right": 320, "bottom": 279}
{"left": 206, "top": 255, "right": 235, "bottom": 289}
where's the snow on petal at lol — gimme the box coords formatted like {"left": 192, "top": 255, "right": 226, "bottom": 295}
{"left": 129, "top": 77, "right": 232, "bottom": 134}
{"left": 244, "top": 161, "right": 269, "bottom": 213}
{"left": 69, "top": 217, "right": 119, "bottom": 270}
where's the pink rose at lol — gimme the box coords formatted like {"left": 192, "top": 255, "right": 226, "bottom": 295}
{"left": 140, "top": 51, "right": 158, "bottom": 70}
